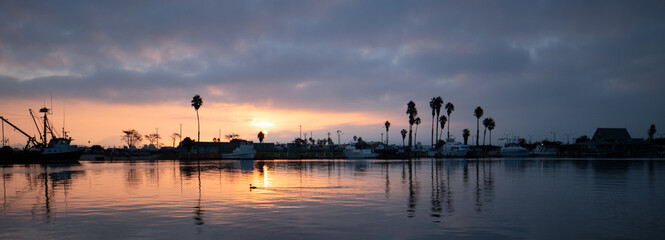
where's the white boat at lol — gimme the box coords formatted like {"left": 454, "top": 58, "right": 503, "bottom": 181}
{"left": 344, "top": 146, "right": 378, "bottom": 159}
{"left": 41, "top": 137, "right": 84, "bottom": 160}
{"left": 500, "top": 143, "right": 530, "bottom": 157}
{"left": 531, "top": 144, "right": 557, "bottom": 156}
{"left": 222, "top": 144, "right": 256, "bottom": 159}
{"left": 439, "top": 142, "right": 469, "bottom": 157}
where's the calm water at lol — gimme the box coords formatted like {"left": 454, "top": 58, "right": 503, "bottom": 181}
{"left": 1, "top": 158, "right": 664, "bottom": 239}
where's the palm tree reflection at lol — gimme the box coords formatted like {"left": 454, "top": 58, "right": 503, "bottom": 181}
{"left": 193, "top": 160, "right": 204, "bottom": 225}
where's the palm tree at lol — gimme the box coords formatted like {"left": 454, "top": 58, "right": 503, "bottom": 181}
{"left": 487, "top": 118, "right": 496, "bottom": 146}
{"left": 482, "top": 118, "right": 490, "bottom": 146}
{"left": 406, "top": 101, "right": 418, "bottom": 149}
{"left": 445, "top": 102, "right": 454, "bottom": 141}
{"left": 648, "top": 124, "right": 657, "bottom": 142}
{"left": 414, "top": 117, "right": 421, "bottom": 148}
{"left": 257, "top": 131, "right": 265, "bottom": 143}
{"left": 434, "top": 97, "right": 443, "bottom": 142}
{"left": 462, "top": 129, "right": 470, "bottom": 145}
{"left": 401, "top": 129, "right": 407, "bottom": 146}
{"left": 439, "top": 115, "right": 447, "bottom": 141}
{"left": 191, "top": 95, "right": 203, "bottom": 154}
{"left": 385, "top": 121, "right": 391, "bottom": 145}
{"left": 474, "top": 106, "right": 483, "bottom": 146}
{"left": 429, "top": 97, "right": 436, "bottom": 147}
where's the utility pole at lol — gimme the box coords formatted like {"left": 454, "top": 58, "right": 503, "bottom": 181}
{"left": 2, "top": 120, "right": 4, "bottom": 147}
{"left": 179, "top": 124, "right": 182, "bottom": 143}
{"left": 219, "top": 129, "right": 221, "bottom": 141}
{"left": 299, "top": 125, "right": 302, "bottom": 139}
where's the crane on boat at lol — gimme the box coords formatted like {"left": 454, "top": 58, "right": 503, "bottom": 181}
{"left": 0, "top": 115, "right": 40, "bottom": 150}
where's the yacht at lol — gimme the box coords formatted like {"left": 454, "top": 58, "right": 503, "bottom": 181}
{"left": 344, "top": 145, "right": 378, "bottom": 159}
{"left": 439, "top": 142, "right": 469, "bottom": 157}
{"left": 500, "top": 143, "right": 530, "bottom": 157}
{"left": 222, "top": 144, "right": 256, "bottom": 159}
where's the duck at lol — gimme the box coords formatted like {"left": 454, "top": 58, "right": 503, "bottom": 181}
{"left": 249, "top": 184, "right": 258, "bottom": 189}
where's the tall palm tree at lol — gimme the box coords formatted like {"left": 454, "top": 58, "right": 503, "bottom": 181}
{"left": 406, "top": 101, "right": 418, "bottom": 149}
{"left": 429, "top": 97, "right": 436, "bottom": 147}
{"left": 439, "top": 115, "right": 447, "bottom": 142}
{"left": 487, "top": 118, "right": 496, "bottom": 146}
{"left": 445, "top": 102, "right": 454, "bottom": 141}
{"left": 414, "top": 117, "right": 421, "bottom": 148}
{"left": 474, "top": 106, "right": 483, "bottom": 146}
{"left": 400, "top": 129, "right": 407, "bottom": 146}
{"left": 191, "top": 95, "right": 203, "bottom": 154}
{"left": 385, "top": 121, "right": 391, "bottom": 145}
{"left": 434, "top": 97, "right": 443, "bottom": 142}
{"left": 462, "top": 129, "right": 470, "bottom": 145}
{"left": 482, "top": 118, "right": 490, "bottom": 146}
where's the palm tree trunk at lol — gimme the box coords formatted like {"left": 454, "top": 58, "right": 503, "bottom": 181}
{"left": 386, "top": 130, "right": 389, "bottom": 145}
{"left": 414, "top": 125, "right": 418, "bottom": 149}
{"left": 435, "top": 113, "right": 440, "bottom": 142}
{"left": 476, "top": 118, "right": 480, "bottom": 146}
{"left": 489, "top": 130, "right": 492, "bottom": 146}
{"left": 483, "top": 127, "right": 487, "bottom": 146}
{"left": 447, "top": 114, "right": 451, "bottom": 141}
{"left": 408, "top": 126, "right": 413, "bottom": 150}
{"left": 196, "top": 110, "right": 200, "bottom": 155}
{"left": 431, "top": 116, "right": 434, "bottom": 148}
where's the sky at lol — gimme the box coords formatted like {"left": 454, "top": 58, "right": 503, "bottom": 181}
{"left": 1, "top": 0, "right": 664, "bottom": 148}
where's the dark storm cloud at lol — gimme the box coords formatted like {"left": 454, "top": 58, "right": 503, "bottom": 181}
{"left": 1, "top": 0, "right": 665, "bottom": 138}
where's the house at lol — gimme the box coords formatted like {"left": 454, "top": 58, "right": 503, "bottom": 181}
{"left": 578, "top": 128, "right": 650, "bottom": 156}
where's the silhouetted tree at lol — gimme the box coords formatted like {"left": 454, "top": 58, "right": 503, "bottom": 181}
{"left": 121, "top": 129, "right": 142, "bottom": 148}
{"left": 445, "top": 102, "right": 454, "bottom": 141}
{"left": 401, "top": 129, "right": 407, "bottom": 146}
{"left": 225, "top": 133, "right": 240, "bottom": 141}
{"left": 487, "top": 118, "right": 495, "bottom": 146}
{"left": 462, "top": 128, "right": 470, "bottom": 145}
{"left": 293, "top": 138, "right": 306, "bottom": 146}
{"left": 482, "top": 118, "right": 490, "bottom": 145}
{"left": 406, "top": 101, "right": 418, "bottom": 149}
{"left": 576, "top": 135, "right": 590, "bottom": 143}
{"left": 648, "top": 124, "right": 657, "bottom": 142}
{"left": 145, "top": 133, "right": 161, "bottom": 146}
{"left": 171, "top": 133, "right": 181, "bottom": 147}
{"left": 439, "top": 115, "right": 447, "bottom": 141}
{"left": 384, "top": 121, "right": 391, "bottom": 145}
{"left": 257, "top": 131, "right": 265, "bottom": 143}
{"left": 181, "top": 137, "right": 195, "bottom": 151}
{"left": 414, "top": 117, "right": 421, "bottom": 148}
{"left": 474, "top": 106, "right": 483, "bottom": 146}
{"left": 191, "top": 95, "right": 203, "bottom": 154}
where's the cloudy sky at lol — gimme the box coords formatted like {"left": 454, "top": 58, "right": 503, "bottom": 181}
{"left": 1, "top": 0, "right": 664, "bottom": 147}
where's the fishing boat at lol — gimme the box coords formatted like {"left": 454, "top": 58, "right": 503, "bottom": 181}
{"left": 1, "top": 107, "right": 83, "bottom": 164}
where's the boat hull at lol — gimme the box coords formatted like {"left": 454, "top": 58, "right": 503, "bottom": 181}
{"left": 1, "top": 150, "right": 83, "bottom": 164}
